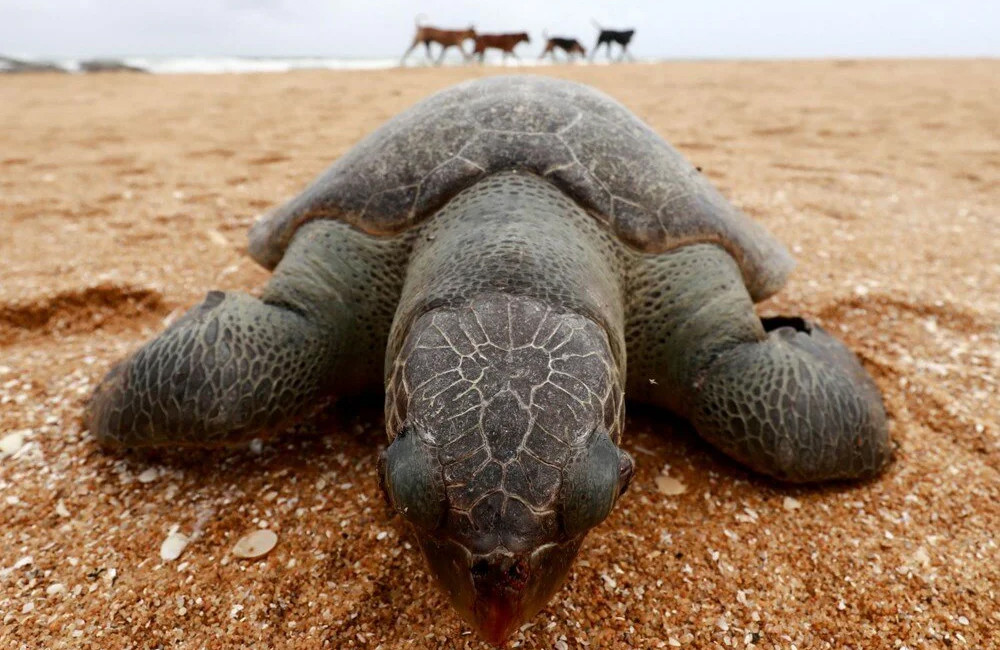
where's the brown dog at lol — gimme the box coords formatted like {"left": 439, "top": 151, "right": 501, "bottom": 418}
{"left": 473, "top": 33, "right": 531, "bottom": 63}
{"left": 401, "top": 15, "right": 476, "bottom": 65}
{"left": 539, "top": 36, "right": 587, "bottom": 61}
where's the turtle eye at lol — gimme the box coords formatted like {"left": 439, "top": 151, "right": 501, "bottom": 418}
{"left": 617, "top": 448, "right": 635, "bottom": 497}
{"left": 559, "top": 430, "right": 632, "bottom": 538}
{"left": 379, "top": 426, "right": 447, "bottom": 531}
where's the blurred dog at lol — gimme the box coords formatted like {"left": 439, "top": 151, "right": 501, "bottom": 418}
{"left": 473, "top": 33, "right": 531, "bottom": 63}
{"left": 590, "top": 21, "right": 635, "bottom": 62}
{"left": 401, "top": 15, "right": 476, "bottom": 65}
{"left": 539, "top": 34, "right": 587, "bottom": 61}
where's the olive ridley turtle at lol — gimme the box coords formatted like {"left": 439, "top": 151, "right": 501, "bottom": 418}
{"left": 86, "top": 75, "right": 891, "bottom": 644}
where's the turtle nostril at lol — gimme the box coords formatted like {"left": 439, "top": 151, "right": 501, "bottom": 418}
{"left": 471, "top": 559, "right": 489, "bottom": 578}
{"left": 506, "top": 559, "right": 530, "bottom": 588}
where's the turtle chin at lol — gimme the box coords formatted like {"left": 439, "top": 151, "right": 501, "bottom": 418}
{"left": 417, "top": 536, "right": 582, "bottom": 645}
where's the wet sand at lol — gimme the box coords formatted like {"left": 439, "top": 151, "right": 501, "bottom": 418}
{"left": 0, "top": 60, "right": 997, "bottom": 648}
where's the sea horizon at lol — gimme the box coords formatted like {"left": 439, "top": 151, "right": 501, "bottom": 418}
{"left": 2, "top": 53, "right": 648, "bottom": 74}
{"left": 3, "top": 52, "right": 993, "bottom": 75}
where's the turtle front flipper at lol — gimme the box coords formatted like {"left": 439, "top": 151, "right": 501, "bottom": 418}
{"left": 86, "top": 290, "right": 339, "bottom": 448}
{"left": 688, "top": 318, "right": 892, "bottom": 482}
{"left": 627, "top": 243, "right": 891, "bottom": 483}
{"left": 87, "top": 220, "right": 405, "bottom": 448}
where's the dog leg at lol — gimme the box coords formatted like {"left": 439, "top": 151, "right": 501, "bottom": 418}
{"left": 400, "top": 38, "right": 420, "bottom": 64}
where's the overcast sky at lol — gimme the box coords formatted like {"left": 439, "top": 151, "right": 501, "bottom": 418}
{"left": 1, "top": 0, "right": 997, "bottom": 59}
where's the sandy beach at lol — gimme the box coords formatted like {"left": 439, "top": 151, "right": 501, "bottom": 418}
{"left": 1, "top": 60, "right": 997, "bottom": 648}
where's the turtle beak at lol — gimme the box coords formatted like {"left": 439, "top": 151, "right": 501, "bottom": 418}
{"left": 417, "top": 537, "right": 582, "bottom": 645}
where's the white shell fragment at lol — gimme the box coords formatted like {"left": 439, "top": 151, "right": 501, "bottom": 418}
{"left": 137, "top": 468, "right": 159, "bottom": 483}
{"left": 0, "top": 431, "right": 25, "bottom": 457}
{"left": 655, "top": 474, "right": 687, "bottom": 496}
{"left": 783, "top": 496, "right": 802, "bottom": 511}
{"left": 911, "top": 546, "right": 931, "bottom": 567}
{"left": 12, "top": 556, "right": 33, "bottom": 570}
{"left": 160, "top": 531, "right": 190, "bottom": 561}
{"left": 205, "top": 229, "right": 230, "bottom": 248}
{"left": 232, "top": 529, "right": 278, "bottom": 559}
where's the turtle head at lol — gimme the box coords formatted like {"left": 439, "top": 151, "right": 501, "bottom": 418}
{"left": 379, "top": 299, "right": 633, "bottom": 643}
{"left": 379, "top": 423, "right": 632, "bottom": 643}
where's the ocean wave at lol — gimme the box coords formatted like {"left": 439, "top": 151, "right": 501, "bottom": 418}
{"left": 3, "top": 54, "right": 643, "bottom": 75}
{"left": 121, "top": 56, "right": 402, "bottom": 74}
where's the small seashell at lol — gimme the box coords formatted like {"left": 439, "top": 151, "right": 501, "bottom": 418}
{"left": 160, "top": 531, "right": 190, "bottom": 562}
{"left": 12, "top": 556, "right": 33, "bottom": 570}
{"left": 232, "top": 529, "right": 277, "bottom": 559}
{"left": 0, "top": 431, "right": 25, "bottom": 457}
{"left": 911, "top": 546, "right": 931, "bottom": 567}
{"left": 205, "top": 229, "right": 229, "bottom": 248}
{"left": 655, "top": 474, "right": 687, "bottom": 495}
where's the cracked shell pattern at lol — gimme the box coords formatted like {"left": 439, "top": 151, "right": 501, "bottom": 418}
{"left": 386, "top": 298, "right": 624, "bottom": 554}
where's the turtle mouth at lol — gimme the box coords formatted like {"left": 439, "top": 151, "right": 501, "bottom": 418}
{"left": 417, "top": 536, "right": 582, "bottom": 645}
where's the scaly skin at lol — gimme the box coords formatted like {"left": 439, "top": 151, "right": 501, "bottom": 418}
{"left": 690, "top": 317, "right": 891, "bottom": 482}
{"left": 86, "top": 219, "right": 408, "bottom": 447}
{"left": 626, "top": 243, "right": 891, "bottom": 481}
{"left": 86, "top": 291, "right": 338, "bottom": 447}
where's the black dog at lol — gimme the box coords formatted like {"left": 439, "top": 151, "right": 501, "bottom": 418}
{"left": 590, "top": 21, "right": 635, "bottom": 62}
{"left": 539, "top": 35, "right": 587, "bottom": 61}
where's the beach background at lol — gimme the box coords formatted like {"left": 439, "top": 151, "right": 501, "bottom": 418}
{"left": 1, "top": 59, "right": 997, "bottom": 649}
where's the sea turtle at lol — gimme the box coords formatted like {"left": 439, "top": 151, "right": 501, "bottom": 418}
{"left": 86, "top": 75, "right": 891, "bottom": 644}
